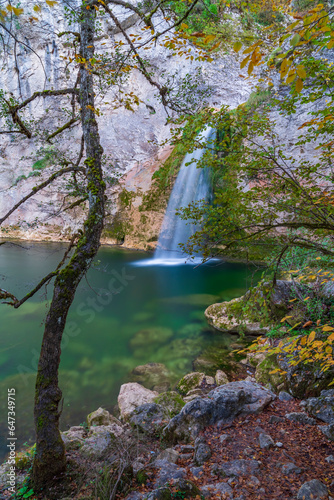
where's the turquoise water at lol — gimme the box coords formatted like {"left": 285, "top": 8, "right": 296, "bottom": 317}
{"left": 0, "top": 242, "right": 258, "bottom": 459}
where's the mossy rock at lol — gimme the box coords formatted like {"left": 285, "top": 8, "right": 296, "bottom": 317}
{"left": 154, "top": 391, "right": 185, "bottom": 417}
{"left": 176, "top": 372, "right": 206, "bottom": 396}
{"left": 255, "top": 354, "right": 287, "bottom": 391}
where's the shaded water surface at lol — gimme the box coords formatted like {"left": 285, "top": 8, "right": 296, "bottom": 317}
{"left": 0, "top": 242, "right": 259, "bottom": 458}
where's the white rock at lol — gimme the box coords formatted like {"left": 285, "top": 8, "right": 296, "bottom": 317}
{"left": 215, "top": 370, "right": 229, "bottom": 386}
{"left": 118, "top": 382, "right": 158, "bottom": 419}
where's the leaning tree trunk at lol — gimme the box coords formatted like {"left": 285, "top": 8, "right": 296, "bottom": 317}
{"left": 32, "top": 2, "right": 105, "bottom": 489}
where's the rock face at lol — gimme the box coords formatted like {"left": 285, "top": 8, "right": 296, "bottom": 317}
{"left": 118, "top": 383, "right": 158, "bottom": 419}
{"left": 216, "top": 459, "right": 260, "bottom": 478}
{"left": 163, "top": 380, "right": 275, "bottom": 442}
{"left": 0, "top": 1, "right": 253, "bottom": 248}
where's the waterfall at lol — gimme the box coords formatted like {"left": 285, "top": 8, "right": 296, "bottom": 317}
{"left": 153, "top": 126, "right": 216, "bottom": 264}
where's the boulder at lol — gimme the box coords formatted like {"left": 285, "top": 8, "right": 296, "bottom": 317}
{"left": 255, "top": 354, "right": 286, "bottom": 392}
{"left": 176, "top": 372, "right": 213, "bottom": 396}
{"left": 285, "top": 412, "right": 316, "bottom": 425}
{"left": 301, "top": 389, "right": 334, "bottom": 423}
{"left": 281, "top": 462, "right": 302, "bottom": 474}
{"left": 269, "top": 280, "right": 302, "bottom": 319}
{"left": 153, "top": 460, "right": 187, "bottom": 488}
{"left": 154, "top": 391, "right": 185, "bottom": 417}
{"left": 215, "top": 370, "right": 229, "bottom": 386}
{"left": 87, "top": 407, "right": 121, "bottom": 428}
{"left": 130, "top": 363, "right": 171, "bottom": 392}
{"left": 156, "top": 448, "right": 179, "bottom": 464}
{"left": 118, "top": 383, "right": 158, "bottom": 419}
{"left": 201, "top": 482, "right": 233, "bottom": 499}
{"left": 61, "top": 426, "right": 86, "bottom": 451}
{"left": 80, "top": 424, "right": 123, "bottom": 458}
{"left": 168, "top": 478, "right": 201, "bottom": 498}
{"left": 319, "top": 423, "right": 334, "bottom": 441}
{"left": 194, "top": 437, "right": 212, "bottom": 465}
{"left": 145, "top": 488, "right": 171, "bottom": 500}
{"left": 297, "top": 479, "right": 330, "bottom": 500}
{"left": 128, "top": 403, "right": 167, "bottom": 435}
{"left": 278, "top": 391, "right": 294, "bottom": 402}
{"left": 258, "top": 433, "right": 275, "bottom": 449}
{"left": 278, "top": 351, "right": 334, "bottom": 398}
{"left": 216, "top": 459, "right": 260, "bottom": 477}
{"left": 205, "top": 296, "right": 272, "bottom": 335}
{"left": 163, "top": 380, "right": 275, "bottom": 442}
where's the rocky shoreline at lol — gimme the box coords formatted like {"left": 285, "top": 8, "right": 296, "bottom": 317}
{"left": 1, "top": 364, "right": 333, "bottom": 499}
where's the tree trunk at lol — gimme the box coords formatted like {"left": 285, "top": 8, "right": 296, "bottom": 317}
{"left": 32, "top": 2, "right": 105, "bottom": 489}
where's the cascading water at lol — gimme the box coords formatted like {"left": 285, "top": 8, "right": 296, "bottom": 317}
{"left": 153, "top": 126, "right": 216, "bottom": 265}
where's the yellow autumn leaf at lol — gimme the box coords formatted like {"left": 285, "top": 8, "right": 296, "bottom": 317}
{"left": 280, "top": 315, "right": 293, "bottom": 323}
{"left": 204, "top": 35, "right": 215, "bottom": 44}
{"left": 308, "top": 331, "right": 316, "bottom": 344}
{"left": 248, "top": 62, "right": 254, "bottom": 75}
{"left": 46, "top": 0, "right": 58, "bottom": 5}
{"left": 327, "top": 39, "right": 334, "bottom": 50}
{"left": 300, "top": 336, "right": 307, "bottom": 346}
{"left": 12, "top": 7, "right": 24, "bottom": 15}
{"left": 33, "top": 5, "right": 41, "bottom": 12}
{"left": 296, "top": 65, "right": 307, "bottom": 79}
{"left": 296, "top": 77, "right": 304, "bottom": 93}
{"left": 328, "top": 333, "right": 334, "bottom": 342}
{"left": 322, "top": 325, "right": 334, "bottom": 332}
{"left": 240, "top": 57, "right": 250, "bottom": 69}
{"left": 234, "top": 41, "right": 243, "bottom": 53}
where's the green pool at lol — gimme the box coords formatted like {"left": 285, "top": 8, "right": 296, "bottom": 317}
{"left": 0, "top": 242, "right": 258, "bottom": 459}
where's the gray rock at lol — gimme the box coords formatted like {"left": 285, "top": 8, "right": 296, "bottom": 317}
{"left": 194, "top": 441, "right": 212, "bottom": 465}
{"left": 259, "top": 433, "right": 275, "bottom": 449}
{"left": 145, "top": 488, "right": 171, "bottom": 500}
{"left": 325, "top": 455, "right": 334, "bottom": 463}
{"left": 153, "top": 460, "right": 187, "bottom": 488}
{"left": 319, "top": 423, "right": 334, "bottom": 441}
{"left": 269, "top": 415, "right": 284, "bottom": 424}
{"left": 190, "top": 466, "right": 203, "bottom": 478}
{"left": 286, "top": 412, "right": 317, "bottom": 425}
{"left": 80, "top": 425, "right": 122, "bottom": 458}
{"left": 247, "top": 475, "right": 260, "bottom": 487}
{"left": 169, "top": 478, "right": 201, "bottom": 497}
{"left": 129, "top": 403, "right": 167, "bottom": 435}
{"left": 275, "top": 442, "right": 284, "bottom": 448}
{"left": 319, "top": 281, "right": 334, "bottom": 299}
{"left": 61, "top": 426, "right": 86, "bottom": 450}
{"left": 87, "top": 407, "right": 121, "bottom": 428}
{"left": 297, "top": 479, "right": 329, "bottom": 500}
{"left": 125, "top": 493, "right": 144, "bottom": 500}
{"left": 270, "top": 280, "right": 300, "bottom": 317}
{"left": 302, "top": 390, "right": 334, "bottom": 424}
{"left": 279, "top": 391, "right": 294, "bottom": 402}
{"left": 220, "top": 433, "right": 232, "bottom": 444}
{"left": 163, "top": 380, "right": 275, "bottom": 442}
{"left": 281, "top": 462, "right": 302, "bottom": 474}
{"left": 215, "top": 370, "right": 229, "bottom": 386}
{"left": 156, "top": 448, "right": 179, "bottom": 464}
{"left": 118, "top": 383, "right": 159, "bottom": 419}
{"left": 201, "top": 482, "right": 233, "bottom": 499}
{"left": 180, "top": 444, "right": 194, "bottom": 453}
{"left": 218, "top": 459, "right": 260, "bottom": 478}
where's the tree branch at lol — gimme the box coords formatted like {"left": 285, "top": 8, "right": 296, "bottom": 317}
{"left": 0, "top": 167, "right": 86, "bottom": 226}
{"left": 46, "top": 116, "right": 80, "bottom": 142}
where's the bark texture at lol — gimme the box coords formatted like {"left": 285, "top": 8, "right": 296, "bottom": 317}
{"left": 32, "top": 2, "right": 105, "bottom": 489}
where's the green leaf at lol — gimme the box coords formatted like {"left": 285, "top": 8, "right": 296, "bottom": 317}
{"left": 234, "top": 41, "right": 242, "bottom": 53}
{"left": 290, "top": 33, "right": 301, "bottom": 47}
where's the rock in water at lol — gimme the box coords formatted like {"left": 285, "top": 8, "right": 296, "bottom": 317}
{"left": 118, "top": 383, "right": 158, "bottom": 419}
